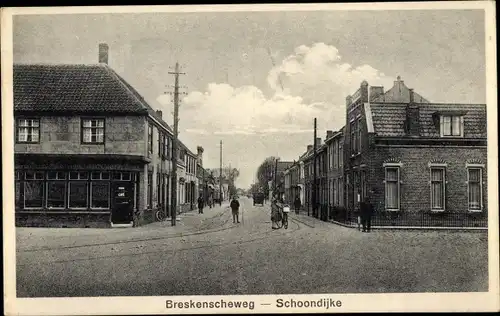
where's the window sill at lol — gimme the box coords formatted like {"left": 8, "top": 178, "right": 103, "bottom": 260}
{"left": 468, "top": 209, "right": 483, "bottom": 213}
{"left": 385, "top": 209, "right": 400, "bottom": 212}
{"left": 430, "top": 209, "right": 445, "bottom": 213}
{"left": 17, "top": 210, "right": 111, "bottom": 214}
{"left": 81, "top": 142, "right": 105, "bottom": 145}
{"left": 16, "top": 141, "right": 40, "bottom": 144}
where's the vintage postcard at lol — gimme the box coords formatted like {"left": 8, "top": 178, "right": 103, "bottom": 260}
{"left": 2, "top": 2, "right": 499, "bottom": 315}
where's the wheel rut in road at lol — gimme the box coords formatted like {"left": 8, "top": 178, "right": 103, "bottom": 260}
{"left": 17, "top": 218, "right": 305, "bottom": 266}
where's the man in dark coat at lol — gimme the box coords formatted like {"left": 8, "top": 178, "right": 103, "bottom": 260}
{"left": 294, "top": 196, "right": 301, "bottom": 214}
{"left": 197, "top": 195, "right": 205, "bottom": 214}
{"left": 360, "top": 190, "right": 375, "bottom": 232}
{"left": 230, "top": 196, "right": 240, "bottom": 224}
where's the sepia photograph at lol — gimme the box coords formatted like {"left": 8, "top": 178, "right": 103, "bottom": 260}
{"left": 2, "top": 2, "right": 499, "bottom": 314}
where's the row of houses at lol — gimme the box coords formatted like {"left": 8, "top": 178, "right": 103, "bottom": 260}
{"left": 13, "top": 43, "right": 220, "bottom": 228}
{"left": 283, "top": 76, "right": 488, "bottom": 228}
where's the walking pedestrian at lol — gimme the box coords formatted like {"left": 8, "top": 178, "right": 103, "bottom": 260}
{"left": 360, "top": 190, "right": 375, "bottom": 232}
{"left": 294, "top": 196, "right": 301, "bottom": 214}
{"left": 197, "top": 195, "right": 205, "bottom": 214}
{"left": 271, "top": 198, "right": 280, "bottom": 230}
{"left": 230, "top": 196, "right": 240, "bottom": 224}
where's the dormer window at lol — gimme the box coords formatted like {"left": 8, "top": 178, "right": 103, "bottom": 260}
{"left": 440, "top": 115, "right": 464, "bottom": 137}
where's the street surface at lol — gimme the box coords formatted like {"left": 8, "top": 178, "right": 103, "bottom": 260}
{"left": 16, "top": 197, "right": 488, "bottom": 297}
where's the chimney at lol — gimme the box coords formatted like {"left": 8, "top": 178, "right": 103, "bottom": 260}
{"left": 197, "top": 146, "right": 204, "bottom": 167}
{"left": 360, "top": 80, "right": 369, "bottom": 102}
{"left": 326, "top": 130, "right": 334, "bottom": 139}
{"left": 156, "top": 110, "right": 163, "bottom": 119}
{"left": 394, "top": 75, "right": 404, "bottom": 93}
{"left": 315, "top": 138, "right": 322, "bottom": 148}
{"left": 406, "top": 89, "right": 420, "bottom": 137}
{"left": 307, "top": 145, "right": 313, "bottom": 152}
{"left": 369, "top": 86, "right": 384, "bottom": 101}
{"left": 99, "top": 43, "right": 109, "bottom": 64}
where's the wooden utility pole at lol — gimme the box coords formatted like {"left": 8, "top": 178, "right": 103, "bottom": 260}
{"left": 219, "top": 140, "right": 223, "bottom": 205}
{"left": 273, "top": 158, "right": 279, "bottom": 199}
{"left": 312, "top": 118, "right": 317, "bottom": 217}
{"left": 168, "top": 62, "right": 185, "bottom": 226}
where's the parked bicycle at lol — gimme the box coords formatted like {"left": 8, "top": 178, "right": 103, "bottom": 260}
{"left": 272, "top": 204, "right": 289, "bottom": 229}
{"left": 155, "top": 205, "right": 166, "bottom": 222}
{"left": 282, "top": 204, "right": 290, "bottom": 229}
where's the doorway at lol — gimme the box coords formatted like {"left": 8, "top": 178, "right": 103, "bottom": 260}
{"left": 111, "top": 181, "right": 134, "bottom": 225}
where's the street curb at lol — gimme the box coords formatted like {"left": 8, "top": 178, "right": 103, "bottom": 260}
{"left": 328, "top": 220, "right": 488, "bottom": 232}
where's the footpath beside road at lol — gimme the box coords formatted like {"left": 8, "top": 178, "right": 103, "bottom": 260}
{"left": 16, "top": 202, "right": 231, "bottom": 251}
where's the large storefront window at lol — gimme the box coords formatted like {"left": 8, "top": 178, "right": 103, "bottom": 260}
{"left": 91, "top": 172, "right": 110, "bottom": 209}
{"left": 47, "top": 171, "right": 66, "bottom": 208}
{"left": 15, "top": 171, "right": 21, "bottom": 207}
{"left": 24, "top": 171, "right": 44, "bottom": 208}
{"left": 17, "top": 170, "right": 138, "bottom": 212}
{"left": 69, "top": 171, "right": 89, "bottom": 209}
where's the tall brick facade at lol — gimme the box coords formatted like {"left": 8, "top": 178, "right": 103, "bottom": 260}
{"left": 286, "top": 75, "right": 487, "bottom": 227}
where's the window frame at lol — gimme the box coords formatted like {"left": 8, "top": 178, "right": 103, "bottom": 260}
{"left": 440, "top": 115, "right": 464, "bottom": 137}
{"left": 158, "top": 130, "right": 163, "bottom": 158}
{"left": 147, "top": 172, "right": 153, "bottom": 209}
{"left": 81, "top": 118, "right": 105, "bottom": 145}
{"left": 467, "top": 166, "right": 483, "bottom": 212}
{"left": 356, "top": 117, "right": 362, "bottom": 154}
{"left": 90, "top": 172, "right": 111, "bottom": 209}
{"left": 68, "top": 171, "right": 90, "bottom": 209}
{"left": 46, "top": 171, "right": 67, "bottom": 209}
{"left": 147, "top": 124, "right": 153, "bottom": 157}
{"left": 165, "top": 135, "right": 171, "bottom": 159}
{"left": 383, "top": 164, "right": 401, "bottom": 211}
{"left": 350, "top": 120, "right": 356, "bottom": 155}
{"left": 23, "top": 171, "right": 45, "bottom": 209}
{"left": 16, "top": 118, "right": 41, "bottom": 144}
{"left": 429, "top": 166, "right": 446, "bottom": 212}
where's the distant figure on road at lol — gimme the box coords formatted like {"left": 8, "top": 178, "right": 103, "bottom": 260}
{"left": 230, "top": 196, "right": 240, "bottom": 224}
{"left": 271, "top": 198, "right": 280, "bottom": 230}
{"left": 360, "top": 190, "right": 375, "bottom": 232}
{"left": 197, "top": 195, "right": 205, "bottom": 214}
{"left": 294, "top": 196, "right": 301, "bottom": 214}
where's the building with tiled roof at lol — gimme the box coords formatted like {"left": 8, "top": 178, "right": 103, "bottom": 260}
{"left": 342, "top": 77, "right": 487, "bottom": 227}
{"left": 14, "top": 43, "right": 202, "bottom": 228}
{"left": 285, "top": 75, "right": 487, "bottom": 228}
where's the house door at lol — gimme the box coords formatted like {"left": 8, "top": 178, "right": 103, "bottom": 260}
{"left": 111, "top": 181, "right": 134, "bottom": 224}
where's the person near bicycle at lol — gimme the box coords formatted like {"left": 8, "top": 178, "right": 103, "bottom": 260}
{"left": 271, "top": 197, "right": 281, "bottom": 230}
{"left": 230, "top": 196, "right": 241, "bottom": 224}
{"left": 197, "top": 195, "right": 205, "bottom": 214}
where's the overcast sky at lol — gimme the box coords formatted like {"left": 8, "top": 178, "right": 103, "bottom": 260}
{"left": 13, "top": 9, "right": 486, "bottom": 188}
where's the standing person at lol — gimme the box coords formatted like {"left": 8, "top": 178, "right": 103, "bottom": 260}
{"left": 197, "top": 195, "right": 205, "bottom": 214}
{"left": 294, "top": 196, "right": 301, "bottom": 214}
{"left": 271, "top": 198, "right": 280, "bottom": 230}
{"left": 360, "top": 190, "right": 375, "bottom": 232}
{"left": 230, "top": 196, "right": 240, "bottom": 224}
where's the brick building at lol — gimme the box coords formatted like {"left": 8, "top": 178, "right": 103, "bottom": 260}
{"left": 286, "top": 75, "right": 487, "bottom": 227}
{"left": 342, "top": 76, "right": 487, "bottom": 226}
{"left": 324, "top": 129, "right": 345, "bottom": 220}
{"left": 14, "top": 44, "right": 202, "bottom": 228}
